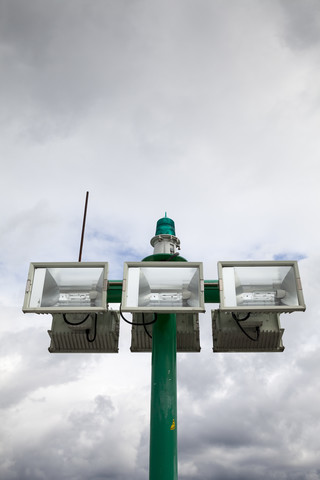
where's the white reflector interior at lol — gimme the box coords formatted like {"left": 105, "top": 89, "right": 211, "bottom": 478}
{"left": 29, "top": 267, "right": 105, "bottom": 308}
{"left": 222, "top": 265, "right": 299, "bottom": 308}
{"left": 126, "top": 266, "right": 201, "bottom": 308}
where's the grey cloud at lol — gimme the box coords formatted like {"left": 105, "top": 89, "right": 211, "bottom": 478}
{"left": 279, "top": 0, "right": 320, "bottom": 50}
{"left": 0, "top": 0, "right": 267, "bottom": 141}
{"left": 0, "top": 0, "right": 143, "bottom": 135}
{"left": 0, "top": 327, "right": 94, "bottom": 408}
{"left": 176, "top": 345, "right": 320, "bottom": 478}
{"left": 1, "top": 392, "right": 146, "bottom": 480}
{"left": 68, "top": 394, "right": 116, "bottom": 429}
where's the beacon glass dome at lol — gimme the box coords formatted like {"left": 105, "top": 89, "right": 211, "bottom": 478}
{"left": 218, "top": 261, "right": 305, "bottom": 313}
{"left": 23, "top": 262, "right": 108, "bottom": 313}
{"left": 122, "top": 262, "right": 205, "bottom": 313}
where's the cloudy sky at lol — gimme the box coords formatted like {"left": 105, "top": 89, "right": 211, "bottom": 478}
{"left": 1, "top": 0, "right": 320, "bottom": 478}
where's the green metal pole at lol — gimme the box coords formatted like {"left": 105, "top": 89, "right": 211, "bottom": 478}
{"left": 147, "top": 215, "right": 180, "bottom": 480}
{"left": 149, "top": 313, "right": 177, "bottom": 480}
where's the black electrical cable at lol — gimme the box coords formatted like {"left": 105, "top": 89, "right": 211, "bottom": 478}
{"left": 232, "top": 313, "right": 260, "bottom": 342}
{"left": 119, "top": 251, "right": 177, "bottom": 336}
{"left": 119, "top": 304, "right": 158, "bottom": 326}
{"left": 233, "top": 312, "right": 251, "bottom": 322}
{"left": 63, "top": 313, "right": 90, "bottom": 325}
{"left": 138, "top": 252, "right": 178, "bottom": 337}
{"left": 86, "top": 314, "right": 98, "bottom": 343}
{"left": 63, "top": 313, "right": 98, "bottom": 343}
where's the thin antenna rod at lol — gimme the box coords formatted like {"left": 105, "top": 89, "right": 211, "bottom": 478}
{"left": 78, "top": 191, "right": 89, "bottom": 262}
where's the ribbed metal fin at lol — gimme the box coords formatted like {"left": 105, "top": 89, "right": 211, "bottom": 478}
{"left": 130, "top": 313, "right": 200, "bottom": 352}
{"left": 48, "top": 312, "right": 120, "bottom": 353}
{"left": 212, "top": 310, "right": 285, "bottom": 352}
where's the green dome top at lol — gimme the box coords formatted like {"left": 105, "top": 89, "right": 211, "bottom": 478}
{"left": 155, "top": 213, "right": 176, "bottom": 236}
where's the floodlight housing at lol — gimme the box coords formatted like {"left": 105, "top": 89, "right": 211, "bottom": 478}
{"left": 23, "top": 262, "right": 108, "bottom": 313}
{"left": 218, "top": 261, "right": 305, "bottom": 313}
{"left": 48, "top": 311, "right": 120, "bottom": 353}
{"left": 121, "top": 262, "right": 205, "bottom": 313}
{"left": 130, "top": 313, "right": 201, "bottom": 352}
{"left": 212, "top": 310, "right": 285, "bottom": 352}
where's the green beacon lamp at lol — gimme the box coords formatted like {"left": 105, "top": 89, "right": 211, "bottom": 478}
{"left": 149, "top": 213, "right": 181, "bottom": 257}
{"left": 155, "top": 213, "right": 176, "bottom": 235}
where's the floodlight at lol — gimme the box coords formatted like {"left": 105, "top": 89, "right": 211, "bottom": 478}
{"left": 48, "top": 311, "right": 120, "bottom": 353}
{"left": 130, "top": 313, "right": 201, "bottom": 352}
{"left": 218, "top": 261, "right": 305, "bottom": 313}
{"left": 23, "top": 262, "right": 108, "bottom": 313}
{"left": 121, "top": 262, "right": 205, "bottom": 313}
{"left": 212, "top": 310, "right": 285, "bottom": 352}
